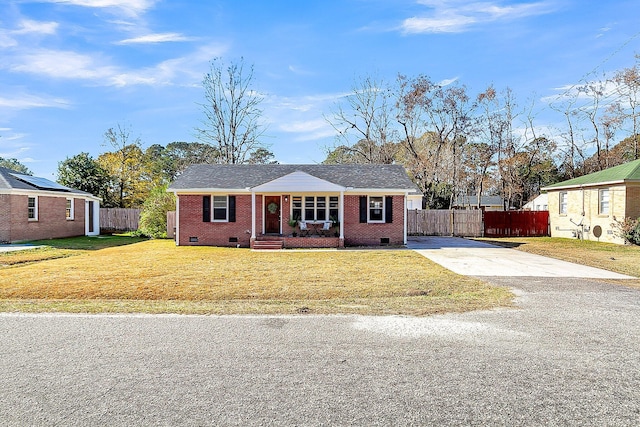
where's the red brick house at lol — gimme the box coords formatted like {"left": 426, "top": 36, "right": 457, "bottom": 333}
{"left": 0, "top": 167, "right": 101, "bottom": 243}
{"left": 168, "top": 164, "right": 419, "bottom": 248}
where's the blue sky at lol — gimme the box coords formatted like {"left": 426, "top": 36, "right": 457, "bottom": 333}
{"left": 1, "top": 0, "right": 639, "bottom": 179}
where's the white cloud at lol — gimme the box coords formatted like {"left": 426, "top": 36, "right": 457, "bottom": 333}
{"left": 401, "top": 1, "right": 555, "bottom": 34}
{"left": 438, "top": 76, "right": 459, "bottom": 86}
{"left": 8, "top": 49, "right": 118, "bottom": 80}
{"left": 4, "top": 42, "right": 228, "bottom": 87}
{"left": 264, "top": 94, "right": 342, "bottom": 142}
{"left": 43, "top": 0, "right": 157, "bottom": 18}
{"left": 13, "top": 19, "right": 59, "bottom": 35}
{"left": 117, "top": 32, "right": 196, "bottom": 44}
{"left": 0, "top": 94, "right": 70, "bottom": 110}
{"left": 108, "top": 43, "right": 228, "bottom": 87}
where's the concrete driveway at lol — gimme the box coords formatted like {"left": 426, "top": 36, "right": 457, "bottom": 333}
{"left": 408, "top": 236, "right": 634, "bottom": 279}
{"left": 0, "top": 244, "right": 43, "bottom": 253}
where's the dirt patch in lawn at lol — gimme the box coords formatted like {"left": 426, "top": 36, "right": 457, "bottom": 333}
{"left": 0, "top": 239, "right": 512, "bottom": 316}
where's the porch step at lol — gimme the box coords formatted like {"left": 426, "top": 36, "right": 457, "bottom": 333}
{"left": 252, "top": 240, "right": 284, "bottom": 250}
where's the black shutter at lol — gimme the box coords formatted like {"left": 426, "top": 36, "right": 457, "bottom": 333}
{"left": 359, "top": 196, "right": 367, "bottom": 223}
{"left": 203, "top": 196, "right": 211, "bottom": 222}
{"left": 385, "top": 196, "right": 393, "bottom": 223}
{"left": 228, "top": 196, "right": 236, "bottom": 223}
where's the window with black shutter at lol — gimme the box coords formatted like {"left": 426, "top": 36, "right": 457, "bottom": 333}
{"left": 385, "top": 196, "right": 393, "bottom": 223}
{"left": 359, "top": 196, "right": 367, "bottom": 223}
{"left": 203, "top": 196, "right": 211, "bottom": 222}
{"left": 229, "top": 196, "right": 236, "bottom": 222}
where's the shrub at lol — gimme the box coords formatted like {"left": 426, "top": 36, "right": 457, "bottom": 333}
{"left": 612, "top": 217, "right": 640, "bottom": 245}
{"left": 136, "top": 185, "right": 176, "bottom": 238}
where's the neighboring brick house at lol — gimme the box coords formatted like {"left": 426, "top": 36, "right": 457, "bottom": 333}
{"left": 0, "top": 167, "right": 101, "bottom": 243}
{"left": 168, "top": 164, "right": 419, "bottom": 248}
{"left": 542, "top": 159, "right": 640, "bottom": 244}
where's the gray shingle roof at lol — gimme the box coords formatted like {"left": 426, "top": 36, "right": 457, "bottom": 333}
{"left": 169, "top": 164, "right": 419, "bottom": 191}
{"left": 0, "top": 166, "right": 92, "bottom": 195}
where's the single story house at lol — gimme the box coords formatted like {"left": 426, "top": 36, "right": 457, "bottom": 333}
{"left": 168, "top": 164, "right": 420, "bottom": 248}
{"left": 541, "top": 159, "right": 640, "bottom": 244}
{"left": 523, "top": 193, "right": 548, "bottom": 211}
{"left": 453, "top": 195, "right": 505, "bottom": 211}
{"left": 0, "top": 167, "right": 101, "bottom": 243}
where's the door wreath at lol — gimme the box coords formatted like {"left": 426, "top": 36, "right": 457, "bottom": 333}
{"left": 267, "top": 202, "right": 278, "bottom": 214}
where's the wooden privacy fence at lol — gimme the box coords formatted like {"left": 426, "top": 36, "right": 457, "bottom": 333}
{"left": 99, "top": 208, "right": 141, "bottom": 233}
{"left": 484, "top": 210, "right": 549, "bottom": 237}
{"left": 167, "top": 211, "right": 176, "bottom": 239}
{"left": 407, "top": 209, "right": 484, "bottom": 237}
{"left": 407, "top": 209, "right": 550, "bottom": 238}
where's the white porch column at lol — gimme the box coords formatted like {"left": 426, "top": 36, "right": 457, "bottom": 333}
{"left": 175, "top": 195, "right": 180, "bottom": 245}
{"left": 251, "top": 190, "right": 256, "bottom": 238}
{"left": 403, "top": 192, "right": 408, "bottom": 245}
{"left": 339, "top": 191, "right": 344, "bottom": 239}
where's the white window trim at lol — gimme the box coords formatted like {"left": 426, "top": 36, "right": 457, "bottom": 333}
{"left": 66, "top": 198, "right": 75, "bottom": 220}
{"left": 290, "top": 194, "right": 340, "bottom": 222}
{"left": 28, "top": 196, "right": 38, "bottom": 221}
{"left": 368, "top": 195, "right": 385, "bottom": 223}
{"left": 212, "top": 195, "right": 229, "bottom": 222}
{"left": 599, "top": 189, "right": 610, "bottom": 215}
{"left": 559, "top": 192, "right": 567, "bottom": 215}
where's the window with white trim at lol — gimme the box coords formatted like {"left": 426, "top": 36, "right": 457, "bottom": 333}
{"left": 291, "top": 195, "right": 339, "bottom": 222}
{"left": 28, "top": 196, "right": 38, "bottom": 220}
{"left": 559, "top": 192, "right": 567, "bottom": 215}
{"left": 66, "top": 198, "right": 74, "bottom": 220}
{"left": 329, "top": 196, "right": 339, "bottom": 222}
{"left": 369, "top": 196, "right": 384, "bottom": 222}
{"left": 599, "top": 189, "right": 609, "bottom": 215}
{"left": 212, "top": 195, "right": 228, "bottom": 221}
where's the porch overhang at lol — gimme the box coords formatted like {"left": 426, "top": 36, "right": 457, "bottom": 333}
{"left": 251, "top": 171, "right": 346, "bottom": 193}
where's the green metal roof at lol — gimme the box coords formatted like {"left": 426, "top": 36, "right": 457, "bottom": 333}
{"left": 543, "top": 159, "right": 640, "bottom": 190}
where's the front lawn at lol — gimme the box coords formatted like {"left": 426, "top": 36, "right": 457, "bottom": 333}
{"left": 0, "top": 235, "right": 147, "bottom": 267}
{"left": 0, "top": 239, "right": 512, "bottom": 315}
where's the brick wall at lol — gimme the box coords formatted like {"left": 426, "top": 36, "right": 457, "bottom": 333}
{"left": 343, "top": 195, "right": 405, "bottom": 246}
{"left": 0, "top": 194, "right": 10, "bottom": 243}
{"left": 177, "top": 193, "right": 406, "bottom": 247}
{"left": 626, "top": 183, "right": 640, "bottom": 219}
{"left": 7, "top": 195, "right": 86, "bottom": 242}
{"left": 548, "top": 186, "right": 626, "bottom": 244}
{"left": 178, "top": 194, "right": 254, "bottom": 247}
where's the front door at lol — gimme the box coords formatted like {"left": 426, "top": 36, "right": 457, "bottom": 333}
{"left": 264, "top": 196, "right": 281, "bottom": 234}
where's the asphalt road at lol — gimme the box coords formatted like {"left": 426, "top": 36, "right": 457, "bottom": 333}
{"left": 1, "top": 275, "right": 640, "bottom": 426}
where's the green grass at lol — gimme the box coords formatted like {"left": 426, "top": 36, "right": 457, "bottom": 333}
{"left": 0, "top": 238, "right": 513, "bottom": 316}
{"left": 0, "top": 235, "right": 148, "bottom": 267}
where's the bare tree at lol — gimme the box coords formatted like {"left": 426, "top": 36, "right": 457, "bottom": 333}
{"left": 576, "top": 79, "right": 609, "bottom": 171}
{"left": 326, "top": 75, "right": 398, "bottom": 164}
{"left": 395, "top": 75, "right": 474, "bottom": 208}
{"left": 196, "top": 58, "right": 267, "bottom": 164}
{"left": 613, "top": 57, "right": 640, "bottom": 160}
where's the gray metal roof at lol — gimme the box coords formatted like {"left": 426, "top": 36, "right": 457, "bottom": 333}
{"left": 0, "top": 166, "right": 92, "bottom": 196}
{"left": 454, "top": 195, "right": 504, "bottom": 206}
{"left": 169, "top": 164, "right": 420, "bottom": 191}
